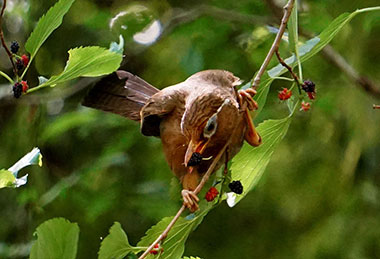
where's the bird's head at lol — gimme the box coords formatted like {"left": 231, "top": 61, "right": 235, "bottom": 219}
{"left": 181, "top": 94, "right": 239, "bottom": 168}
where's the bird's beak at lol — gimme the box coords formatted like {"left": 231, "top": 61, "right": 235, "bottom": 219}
{"left": 184, "top": 139, "right": 209, "bottom": 167}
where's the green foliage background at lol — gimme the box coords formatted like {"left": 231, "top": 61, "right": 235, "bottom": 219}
{"left": 1, "top": 0, "right": 380, "bottom": 258}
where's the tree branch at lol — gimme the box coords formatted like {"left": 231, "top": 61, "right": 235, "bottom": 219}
{"left": 251, "top": 0, "right": 295, "bottom": 89}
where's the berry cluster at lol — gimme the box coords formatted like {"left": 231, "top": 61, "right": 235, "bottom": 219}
{"left": 228, "top": 180, "right": 243, "bottom": 194}
{"left": 12, "top": 81, "right": 28, "bottom": 98}
{"left": 278, "top": 88, "right": 292, "bottom": 100}
{"left": 205, "top": 186, "right": 219, "bottom": 202}
{"left": 149, "top": 243, "right": 163, "bottom": 255}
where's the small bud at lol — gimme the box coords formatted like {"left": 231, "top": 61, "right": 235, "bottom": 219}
{"left": 149, "top": 243, "right": 163, "bottom": 255}
{"left": 228, "top": 180, "right": 243, "bottom": 194}
{"left": 21, "top": 81, "right": 28, "bottom": 93}
{"left": 300, "top": 101, "right": 311, "bottom": 111}
{"left": 205, "top": 187, "right": 219, "bottom": 202}
{"left": 21, "top": 54, "right": 29, "bottom": 67}
{"left": 278, "top": 88, "right": 292, "bottom": 100}
{"left": 12, "top": 82, "right": 22, "bottom": 98}
{"left": 10, "top": 41, "right": 19, "bottom": 54}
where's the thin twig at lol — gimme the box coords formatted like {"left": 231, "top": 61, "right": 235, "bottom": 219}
{"left": 373, "top": 104, "right": 380, "bottom": 109}
{"left": 275, "top": 49, "right": 302, "bottom": 94}
{"left": 251, "top": 0, "right": 295, "bottom": 89}
{"left": 0, "top": 0, "right": 17, "bottom": 78}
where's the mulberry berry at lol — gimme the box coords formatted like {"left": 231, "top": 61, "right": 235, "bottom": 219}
{"left": 228, "top": 180, "right": 243, "bottom": 194}
{"left": 278, "top": 88, "right": 292, "bottom": 100}
{"left": 13, "top": 82, "right": 22, "bottom": 98}
{"left": 10, "top": 41, "right": 19, "bottom": 54}
{"left": 21, "top": 55, "right": 29, "bottom": 67}
{"left": 187, "top": 152, "right": 202, "bottom": 166}
{"left": 21, "top": 81, "right": 28, "bottom": 93}
{"left": 205, "top": 187, "right": 219, "bottom": 202}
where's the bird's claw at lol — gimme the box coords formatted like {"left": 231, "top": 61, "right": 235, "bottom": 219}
{"left": 238, "top": 88, "right": 258, "bottom": 111}
{"left": 181, "top": 189, "right": 200, "bottom": 212}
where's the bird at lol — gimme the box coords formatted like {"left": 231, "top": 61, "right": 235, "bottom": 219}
{"left": 83, "top": 69, "right": 261, "bottom": 211}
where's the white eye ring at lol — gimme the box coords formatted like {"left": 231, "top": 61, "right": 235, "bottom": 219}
{"left": 203, "top": 114, "right": 217, "bottom": 138}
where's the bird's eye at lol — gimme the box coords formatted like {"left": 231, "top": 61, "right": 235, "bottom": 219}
{"left": 203, "top": 114, "right": 218, "bottom": 138}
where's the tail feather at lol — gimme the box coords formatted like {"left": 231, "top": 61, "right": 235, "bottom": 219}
{"left": 82, "top": 70, "right": 159, "bottom": 121}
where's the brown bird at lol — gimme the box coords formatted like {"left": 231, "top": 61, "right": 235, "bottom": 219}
{"left": 83, "top": 70, "right": 261, "bottom": 211}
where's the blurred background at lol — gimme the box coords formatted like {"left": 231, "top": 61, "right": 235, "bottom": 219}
{"left": 1, "top": 0, "right": 380, "bottom": 258}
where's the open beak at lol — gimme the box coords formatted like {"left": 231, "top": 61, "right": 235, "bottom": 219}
{"left": 184, "top": 139, "right": 209, "bottom": 167}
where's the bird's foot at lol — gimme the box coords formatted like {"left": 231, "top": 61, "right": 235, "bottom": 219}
{"left": 181, "top": 189, "right": 200, "bottom": 212}
{"left": 238, "top": 88, "right": 258, "bottom": 111}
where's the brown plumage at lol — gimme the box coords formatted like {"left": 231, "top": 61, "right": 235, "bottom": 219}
{"left": 83, "top": 69, "right": 261, "bottom": 211}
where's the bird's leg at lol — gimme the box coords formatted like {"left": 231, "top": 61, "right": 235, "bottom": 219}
{"left": 238, "top": 88, "right": 262, "bottom": 147}
{"left": 181, "top": 168, "right": 200, "bottom": 212}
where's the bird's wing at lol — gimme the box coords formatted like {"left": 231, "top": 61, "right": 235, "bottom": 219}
{"left": 140, "top": 85, "right": 185, "bottom": 137}
{"left": 82, "top": 70, "right": 159, "bottom": 121}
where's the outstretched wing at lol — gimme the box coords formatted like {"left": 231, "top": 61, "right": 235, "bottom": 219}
{"left": 82, "top": 70, "right": 159, "bottom": 121}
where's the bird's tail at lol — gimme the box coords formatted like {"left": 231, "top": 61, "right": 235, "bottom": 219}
{"left": 82, "top": 70, "right": 159, "bottom": 121}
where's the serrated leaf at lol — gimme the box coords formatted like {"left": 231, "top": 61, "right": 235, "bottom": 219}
{"left": 29, "top": 218, "right": 79, "bottom": 259}
{"left": 268, "top": 7, "right": 380, "bottom": 78}
{"left": 98, "top": 222, "right": 143, "bottom": 259}
{"left": 25, "top": 0, "right": 75, "bottom": 60}
{"left": 228, "top": 117, "right": 291, "bottom": 207}
{"left": 137, "top": 207, "right": 210, "bottom": 259}
{"left": 0, "top": 169, "right": 16, "bottom": 188}
{"left": 8, "top": 147, "right": 42, "bottom": 177}
{"left": 40, "top": 47, "right": 122, "bottom": 88}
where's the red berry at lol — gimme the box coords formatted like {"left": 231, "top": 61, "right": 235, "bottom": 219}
{"left": 205, "top": 187, "right": 219, "bottom": 202}
{"left": 21, "top": 55, "right": 29, "bottom": 67}
{"left": 300, "top": 101, "right": 311, "bottom": 111}
{"left": 278, "top": 88, "right": 292, "bottom": 100}
{"left": 21, "top": 81, "right": 28, "bottom": 93}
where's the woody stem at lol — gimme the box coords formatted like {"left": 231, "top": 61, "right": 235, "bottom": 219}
{"left": 251, "top": 0, "right": 295, "bottom": 89}
{"left": 275, "top": 50, "right": 303, "bottom": 94}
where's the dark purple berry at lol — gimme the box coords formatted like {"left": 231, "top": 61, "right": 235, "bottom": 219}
{"left": 10, "top": 41, "right": 19, "bottom": 54}
{"left": 16, "top": 58, "right": 24, "bottom": 70}
{"left": 187, "top": 152, "right": 203, "bottom": 166}
{"left": 13, "top": 82, "right": 22, "bottom": 98}
{"left": 228, "top": 180, "right": 243, "bottom": 194}
{"left": 302, "top": 80, "right": 315, "bottom": 93}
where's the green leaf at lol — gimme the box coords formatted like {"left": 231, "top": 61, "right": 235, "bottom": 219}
{"left": 183, "top": 257, "right": 203, "bottom": 259}
{"left": 40, "top": 47, "right": 122, "bottom": 88}
{"left": 30, "top": 218, "right": 79, "bottom": 259}
{"left": 268, "top": 7, "right": 380, "bottom": 78}
{"left": 25, "top": 0, "right": 75, "bottom": 61}
{"left": 98, "top": 222, "right": 143, "bottom": 259}
{"left": 227, "top": 117, "right": 291, "bottom": 207}
{"left": 0, "top": 169, "right": 16, "bottom": 188}
{"left": 137, "top": 207, "right": 210, "bottom": 259}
